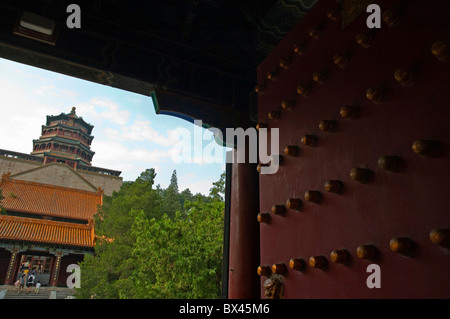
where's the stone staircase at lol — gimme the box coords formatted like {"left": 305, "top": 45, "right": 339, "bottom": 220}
{"left": 0, "top": 285, "right": 75, "bottom": 299}
{"left": 13, "top": 273, "right": 51, "bottom": 287}
{"left": 34, "top": 273, "right": 51, "bottom": 286}
{"left": 3, "top": 289, "right": 51, "bottom": 299}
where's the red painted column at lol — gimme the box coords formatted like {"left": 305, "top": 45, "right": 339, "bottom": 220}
{"left": 228, "top": 149, "right": 260, "bottom": 299}
{"left": 49, "top": 255, "right": 62, "bottom": 287}
{"left": 3, "top": 251, "right": 19, "bottom": 285}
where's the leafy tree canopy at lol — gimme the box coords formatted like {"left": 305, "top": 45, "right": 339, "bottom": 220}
{"left": 76, "top": 169, "right": 225, "bottom": 299}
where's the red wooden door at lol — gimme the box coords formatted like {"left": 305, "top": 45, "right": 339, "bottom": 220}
{"left": 257, "top": 0, "right": 450, "bottom": 298}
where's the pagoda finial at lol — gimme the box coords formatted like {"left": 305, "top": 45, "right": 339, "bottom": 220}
{"left": 70, "top": 106, "right": 76, "bottom": 114}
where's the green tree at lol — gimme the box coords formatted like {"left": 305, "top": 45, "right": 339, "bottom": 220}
{"left": 136, "top": 168, "right": 157, "bottom": 185}
{"left": 179, "top": 188, "right": 193, "bottom": 211}
{"left": 75, "top": 170, "right": 162, "bottom": 299}
{"left": 168, "top": 169, "right": 179, "bottom": 193}
{"left": 126, "top": 197, "right": 224, "bottom": 298}
{"left": 76, "top": 170, "right": 225, "bottom": 299}
{"left": 162, "top": 169, "right": 181, "bottom": 219}
{"left": 209, "top": 172, "right": 225, "bottom": 201}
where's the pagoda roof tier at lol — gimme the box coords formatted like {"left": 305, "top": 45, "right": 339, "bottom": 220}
{"left": 46, "top": 107, "right": 94, "bottom": 135}
{"left": 0, "top": 178, "right": 102, "bottom": 221}
{"left": 30, "top": 151, "right": 91, "bottom": 166}
{"left": 29, "top": 150, "right": 91, "bottom": 166}
{"left": 0, "top": 215, "right": 95, "bottom": 248}
{"left": 32, "top": 136, "right": 95, "bottom": 154}
{"left": 41, "top": 123, "right": 94, "bottom": 141}
{"left": 38, "top": 150, "right": 89, "bottom": 164}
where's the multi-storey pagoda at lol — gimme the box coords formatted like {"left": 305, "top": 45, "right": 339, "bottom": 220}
{"left": 0, "top": 108, "right": 122, "bottom": 287}
{"left": 31, "top": 107, "right": 95, "bottom": 169}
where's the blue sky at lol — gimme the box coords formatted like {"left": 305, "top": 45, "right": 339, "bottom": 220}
{"left": 0, "top": 57, "right": 227, "bottom": 195}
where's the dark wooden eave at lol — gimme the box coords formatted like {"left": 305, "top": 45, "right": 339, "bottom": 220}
{"left": 0, "top": 0, "right": 318, "bottom": 132}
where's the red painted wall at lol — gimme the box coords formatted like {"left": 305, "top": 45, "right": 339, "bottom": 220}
{"left": 257, "top": 0, "right": 450, "bottom": 298}
{"left": 0, "top": 249, "right": 11, "bottom": 285}
{"left": 58, "top": 254, "right": 84, "bottom": 287}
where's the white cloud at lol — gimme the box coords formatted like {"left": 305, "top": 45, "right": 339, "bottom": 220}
{"left": 178, "top": 173, "right": 214, "bottom": 195}
{"left": 103, "top": 119, "right": 178, "bottom": 146}
{"left": 91, "top": 140, "right": 173, "bottom": 169}
{"left": 33, "top": 85, "right": 55, "bottom": 96}
{"left": 90, "top": 139, "right": 183, "bottom": 183}
{"left": 0, "top": 79, "right": 60, "bottom": 153}
{"left": 0, "top": 59, "right": 223, "bottom": 194}
{"left": 32, "top": 85, "right": 79, "bottom": 101}
{"left": 60, "top": 89, "right": 79, "bottom": 99}
{"left": 75, "top": 97, "right": 130, "bottom": 126}
{"left": 128, "top": 148, "right": 172, "bottom": 163}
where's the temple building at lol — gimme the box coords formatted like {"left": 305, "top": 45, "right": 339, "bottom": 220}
{"left": 0, "top": 0, "right": 449, "bottom": 300}
{"left": 31, "top": 106, "right": 96, "bottom": 168}
{"left": 0, "top": 107, "right": 122, "bottom": 287}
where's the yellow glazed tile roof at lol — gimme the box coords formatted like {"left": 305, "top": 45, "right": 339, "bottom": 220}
{"left": 0, "top": 215, "right": 95, "bottom": 248}
{"left": 0, "top": 177, "right": 102, "bottom": 221}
